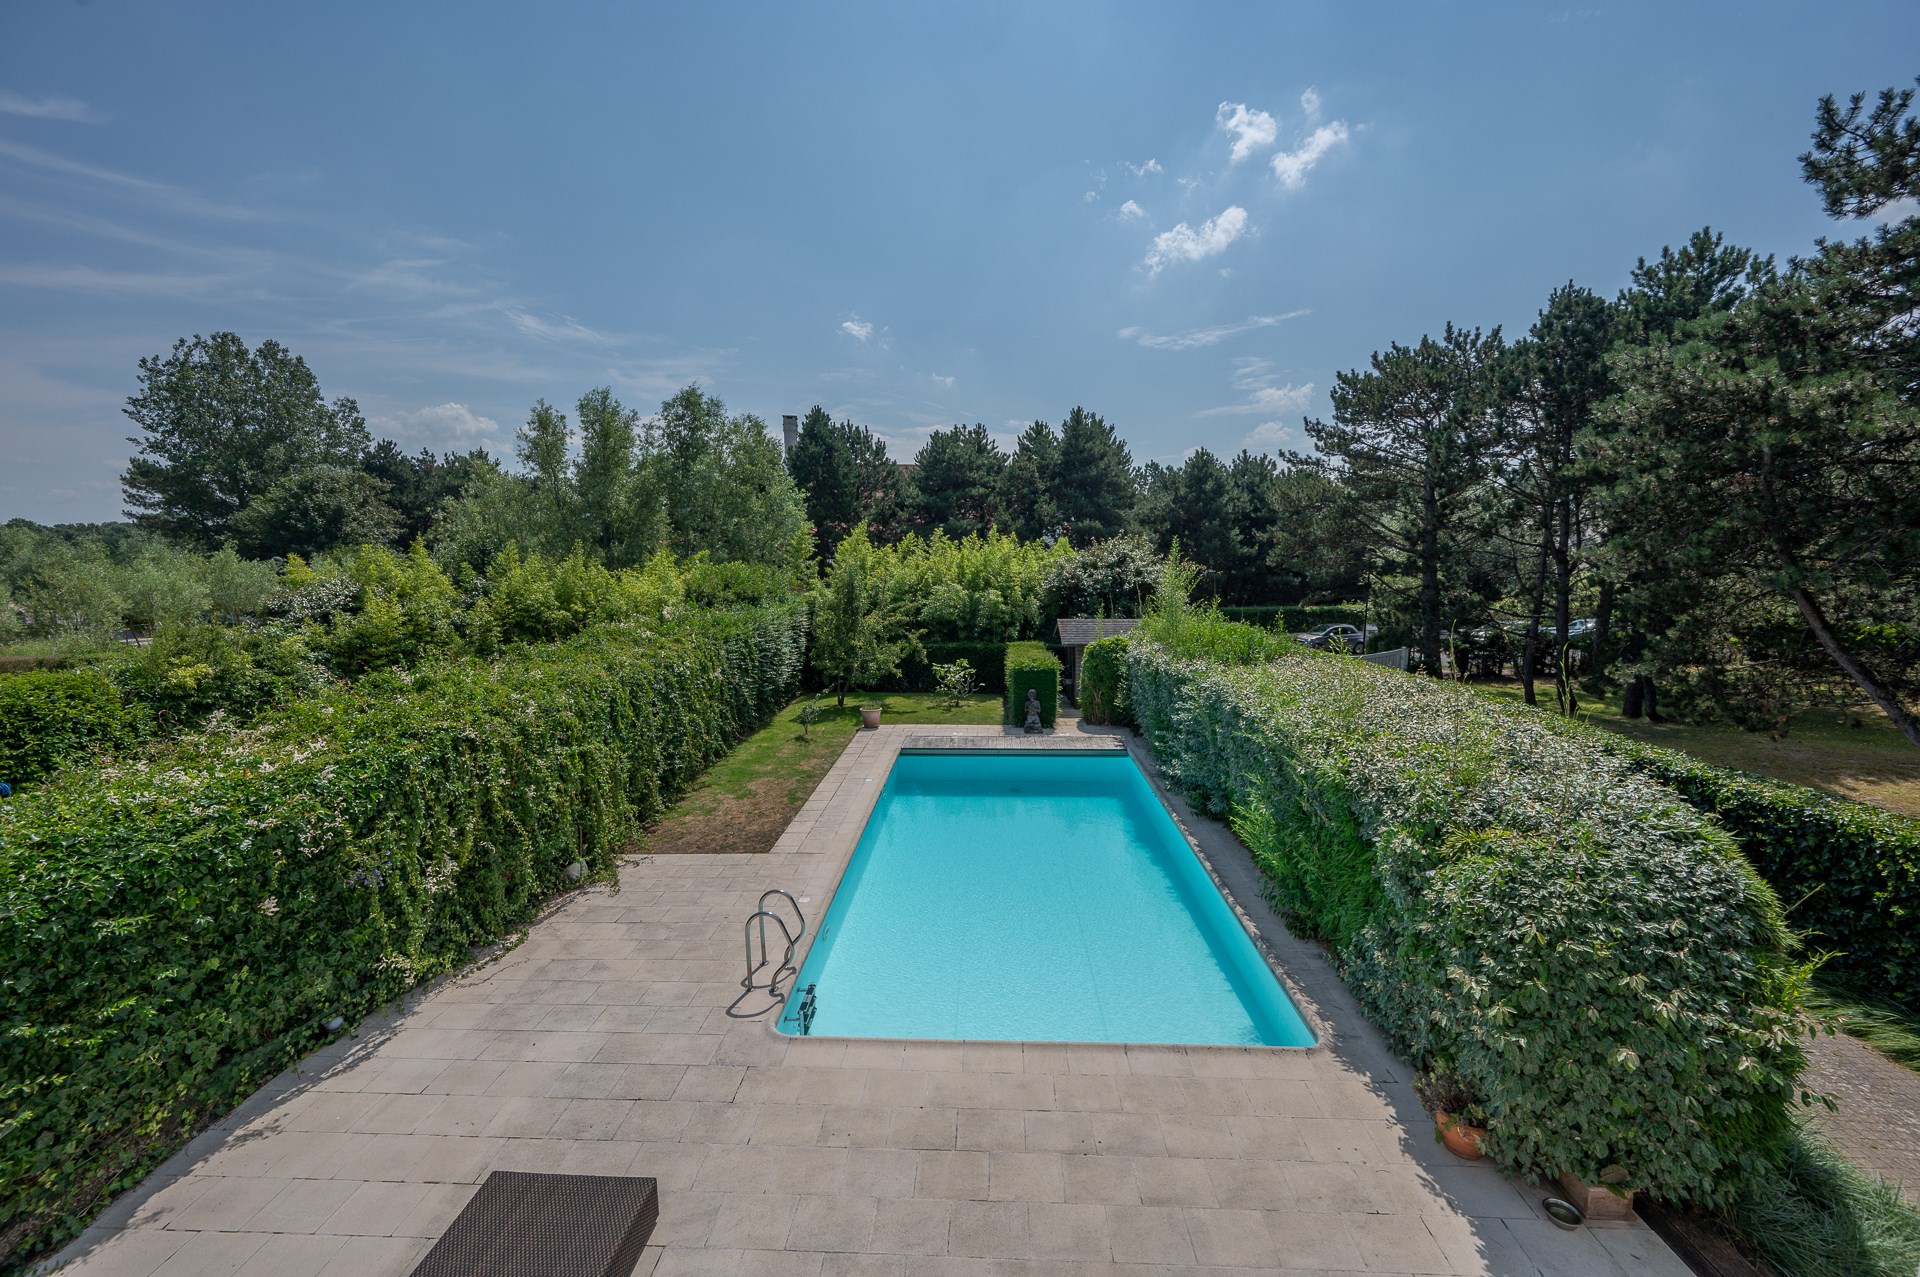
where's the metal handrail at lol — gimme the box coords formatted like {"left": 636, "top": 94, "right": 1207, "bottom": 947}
{"left": 726, "top": 888, "right": 808, "bottom": 1018}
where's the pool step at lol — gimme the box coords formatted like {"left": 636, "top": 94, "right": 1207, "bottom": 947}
{"left": 726, "top": 888, "right": 807, "bottom": 1019}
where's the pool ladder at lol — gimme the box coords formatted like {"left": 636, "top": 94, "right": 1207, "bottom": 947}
{"left": 726, "top": 889, "right": 806, "bottom": 1018}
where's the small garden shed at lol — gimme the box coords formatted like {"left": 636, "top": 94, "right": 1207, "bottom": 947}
{"left": 1055, "top": 616, "right": 1139, "bottom": 701}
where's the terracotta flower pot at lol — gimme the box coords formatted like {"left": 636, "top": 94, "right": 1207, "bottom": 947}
{"left": 1435, "top": 1111, "right": 1486, "bottom": 1160}
{"left": 860, "top": 706, "right": 883, "bottom": 729}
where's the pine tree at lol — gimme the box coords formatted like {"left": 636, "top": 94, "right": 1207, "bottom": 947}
{"left": 1054, "top": 407, "right": 1134, "bottom": 545}
{"left": 997, "top": 420, "right": 1061, "bottom": 540}
{"left": 911, "top": 424, "right": 1004, "bottom": 538}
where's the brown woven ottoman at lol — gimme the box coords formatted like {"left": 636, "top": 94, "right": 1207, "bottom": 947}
{"left": 410, "top": 1171, "right": 659, "bottom": 1277}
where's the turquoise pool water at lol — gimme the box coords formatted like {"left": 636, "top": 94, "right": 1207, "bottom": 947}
{"left": 777, "top": 750, "right": 1314, "bottom": 1046}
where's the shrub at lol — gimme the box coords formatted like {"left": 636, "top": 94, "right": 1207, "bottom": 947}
{"left": 932, "top": 657, "right": 978, "bottom": 709}
{"left": 0, "top": 603, "right": 805, "bottom": 1266}
{"left": 1078, "top": 635, "right": 1132, "bottom": 725}
{"left": 1127, "top": 624, "right": 1805, "bottom": 1206}
{"left": 1004, "top": 640, "right": 1060, "bottom": 728}
{"left": 1220, "top": 603, "right": 1367, "bottom": 632}
{"left": 0, "top": 669, "right": 144, "bottom": 787}
{"left": 1606, "top": 737, "right": 1920, "bottom": 1013}
{"left": 879, "top": 640, "right": 1011, "bottom": 694}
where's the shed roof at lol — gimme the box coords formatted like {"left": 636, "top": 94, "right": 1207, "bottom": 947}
{"left": 1054, "top": 617, "right": 1141, "bottom": 647}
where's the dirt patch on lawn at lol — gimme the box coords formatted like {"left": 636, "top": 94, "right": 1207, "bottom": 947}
{"left": 642, "top": 782, "right": 810, "bottom": 855}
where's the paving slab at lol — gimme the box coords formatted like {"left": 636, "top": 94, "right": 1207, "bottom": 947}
{"left": 38, "top": 722, "right": 1684, "bottom": 1276}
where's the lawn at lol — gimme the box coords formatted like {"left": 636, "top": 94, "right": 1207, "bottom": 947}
{"left": 639, "top": 690, "right": 1005, "bottom": 855}
{"left": 1469, "top": 676, "right": 1920, "bottom": 818}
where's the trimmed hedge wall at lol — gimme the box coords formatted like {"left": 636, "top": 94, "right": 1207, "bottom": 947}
{"left": 0, "top": 604, "right": 804, "bottom": 1266}
{"left": 1607, "top": 737, "right": 1920, "bottom": 1013}
{"left": 1127, "top": 628, "right": 1804, "bottom": 1205}
{"left": 1078, "top": 635, "right": 1131, "bottom": 726}
{"left": 1004, "top": 641, "right": 1060, "bottom": 728}
{"left": 879, "top": 640, "right": 1012, "bottom": 694}
{"left": 0, "top": 668, "right": 143, "bottom": 788}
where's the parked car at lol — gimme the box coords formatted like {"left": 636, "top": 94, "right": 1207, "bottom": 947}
{"left": 1296, "top": 623, "right": 1365, "bottom": 653}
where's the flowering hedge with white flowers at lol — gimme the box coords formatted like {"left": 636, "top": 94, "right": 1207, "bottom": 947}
{"left": 1126, "top": 623, "right": 1807, "bottom": 1205}
{"left": 0, "top": 603, "right": 804, "bottom": 1266}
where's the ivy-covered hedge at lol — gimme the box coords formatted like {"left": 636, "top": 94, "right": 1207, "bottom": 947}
{"left": 1004, "top": 641, "right": 1060, "bottom": 728}
{"left": 0, "top": 603, "right": 804, "bottom": 1267}
{"left": 1606, "top": 737, "right": 1920, "bottom": 1013}
{"left": 1078, "top": 635, "right": 1131, "bottom": 725}
{"left": 0, "top": 668, "right": 144, "bottom": 788}
{"left": 1127, "top": 628, "right": 1805, "bottom": 1205}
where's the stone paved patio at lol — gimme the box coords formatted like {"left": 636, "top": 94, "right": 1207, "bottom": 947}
{"left": 40, "top": 724, "right": 1688, "bottom": 1276}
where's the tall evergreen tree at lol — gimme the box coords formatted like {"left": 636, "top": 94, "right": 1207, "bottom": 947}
{"left": 911, "top": 424, "right": 1004, "bottom": 537}
{"left": 1221, "top": 450, "right": 1283, "bottom": 603}
{"left": 1054, "top": 407, "right": 1135, "bottom": 545}
{"left": 1307, "top": 324, "right": 1507, "bottom": 675}
{"left": 786, "top": 405, "right": 860, "bottom": 557}
{"left": 1133, "top": 450, "right": 1234, "bottom": 587}
{"left": 997, "top": 420, "right": 1062, "bottom": 540}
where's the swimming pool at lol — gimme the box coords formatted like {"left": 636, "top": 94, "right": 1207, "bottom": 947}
{"left": 777, "top": 749, "right": 1314, "bottom": 1046}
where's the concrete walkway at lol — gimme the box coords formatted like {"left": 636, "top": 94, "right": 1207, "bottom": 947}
{"left": 1802, "top": 1029, "right": 1920, "bottom": 1205}
{"left": 39, "top": 724, "right": 1687, "bottom": 1276}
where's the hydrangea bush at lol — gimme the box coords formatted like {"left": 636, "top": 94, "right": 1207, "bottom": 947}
{"left": 1127, "top": 629, "right": 1807, "bottom": 1205}
{"left": 0, "top": 602, "right": 803, "bottom": 1266}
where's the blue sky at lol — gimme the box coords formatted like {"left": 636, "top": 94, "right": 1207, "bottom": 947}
{"left": 1, "top": 2, "right": 1914, "bottom": 523}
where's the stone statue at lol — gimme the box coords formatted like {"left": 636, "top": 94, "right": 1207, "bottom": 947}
{"left": 1023, "top": 688, "right": 1044, "bottom": 733}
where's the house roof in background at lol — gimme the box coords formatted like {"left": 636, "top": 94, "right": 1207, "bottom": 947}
{"left": 1055, "top": 617, "right": 1141, "bottom": 647}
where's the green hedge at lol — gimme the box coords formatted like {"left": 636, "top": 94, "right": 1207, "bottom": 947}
{"left": 1078, "top": 635, "right": 1131, "bottom": 726}
{"left": 876, "top": 640, "right": 1012, "bottom": 694}
{"left": 0, "top": 668, "right": 144, "bottom": 788}
{"left": 1127, "top": 624, "right": 1803, "bottom": 1205}
{"left": 1607, "top": 737, "right": 1920, "bottom": 1013}
{"left": 1004, "top": 641, "right": 1060, "bottom": 728}
{"left": 0, "top": 603, "right": 804, "bottom": 1267}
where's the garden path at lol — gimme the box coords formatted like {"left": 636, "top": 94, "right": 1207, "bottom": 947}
{"left": 1802, "top": 1030, "right": 1920, "bottom": 1204}
{"left": 36, "top": 724, "right": 1686, "bottom": 1277}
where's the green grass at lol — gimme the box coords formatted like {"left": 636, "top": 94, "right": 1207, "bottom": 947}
{"left": 1468, "top": 676, "right": 1920, "bottom": 818}
{"left": 1729, "top": 1116, "right": 1920, "bottom": 1277}
{"left": 1807, "top": 980, "right": 1920, "bottom": 1075}
{"left": 641, "top": 690, "right": 1003, "bottom": 854}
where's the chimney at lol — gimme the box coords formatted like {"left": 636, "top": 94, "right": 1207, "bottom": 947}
{"left": 782, "top": 414, "right": 799, "bottom": 456}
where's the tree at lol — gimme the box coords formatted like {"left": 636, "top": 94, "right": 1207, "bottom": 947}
{"left": 230, "top": 464, "right": 400, "bottom": 559}
{"left": 809, "top": 523, "right": 918, "bottom": 705}
{"left": 911, "top": 424, "right": 1004, "bottom": 538}
{"left": 123, "top": 333, "right": 371, "bottom": 548}
{"left": 997, "top": 420, "right": 1062, "bottom": 540}
{"left": 1136, "top": 448, "right": 1236, "bottom": 586}
{"left": 1591, "top": 229, "right": 1775, "bottom": 720}
{"left": 1041, "top": 533, "right": 1161, "bottom": 618}
{"left": 649, "top": 386, "right": 810, "bottom": 568}
{"left": 574, "top": 387, "right": 658, "bottom": 565}
{"left": 1054, "top": 407, "right": 1135, "bottom": 545}
{"left": 787, "top": 405, "right": 860, "bottom": 557}
{"left": 1219, "top": 451, "right": 1282, "bottom": 603}
{"left": 1306, "top": 324, "right": 1507, "bottom": 676}
{"left": 360, "top": 441, "right": 496, "bottom": 546}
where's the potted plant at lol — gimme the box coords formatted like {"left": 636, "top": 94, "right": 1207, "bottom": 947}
{"left": 860, "top": 703, "right": 883, "bottom": 729}
{"left": 1414, "top": 1071, "right": 1489, "bottom": 1161}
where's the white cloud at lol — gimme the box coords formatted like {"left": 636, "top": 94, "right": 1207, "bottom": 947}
{"left": 1118, "top": 199, "right": 1147, "bottom": 221}
{"left": 0, "top": 90, "right": 104, "bottom": 123}
{"left": 1874, "top": 195, "right": 1919, "bottom": 225}
{"left": 840, "top": 318, "right": 874, "bottom": 342}
{"left": 1215, "top": 102, "right": 1278, "bottom": 163}
{"left": 1119, "top": 311, "right": 1310, "bottom": 350}
{"left": 1200, "top": 384, "right": 1315, "bottom": 416}
{"left": 504, "top": 306, "right": 616, "bottom": 346}
{"left": 930, "top": 372, "right": 955, "bottom": 389}
{"left": 374, "top": 402, "right": 503, "bottom": 441}
{"left": 1202, "top": 357, "right": 1315, "bottom": 417}
{"left": 1125, "top": 158, "right": 1163, "bottom": 177}
{"left": 1299, "top": 87, "right": 1322, "bottom": 121}
{"left": 1243, "top": 420, "right": 1298, "bottom": 451}
{"left": 1271, "top": 121, "right": 1350, "bottom": 189}
{"left": 0, "top": 263, "right": 236, "bottom": 296}
{"left": 1142, "top": 206, "right": 1248, "bottom": 275}
{"left": 1083, "top": 190, "right": 1099, "bottom": 202}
